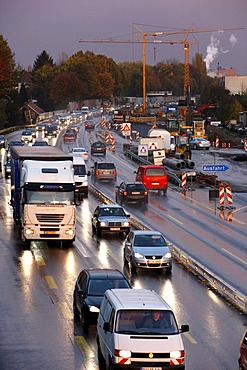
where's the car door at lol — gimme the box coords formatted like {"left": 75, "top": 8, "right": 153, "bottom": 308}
{"left": 92, "top": 206, "right": 99, "bottom": 228}
{"left": 117, "top": 182, "right": 125, "bottom": 203}
{"left": 125, "top": 232, "right": 134, "bottom": 262}
{"left": 75, "top": 272, "right": 87, "bottom": 314}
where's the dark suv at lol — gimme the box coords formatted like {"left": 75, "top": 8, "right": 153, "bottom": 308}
{"left": 73, "top": 268, "right": 131, "bottom": 329}
{"left": 115, "top": 181, "right": 148, "bottom": 205}
{"left": 91, "top": 162, "right": 117, "bottom": 182}
{"left": 91, "top": 141, "right": 106, "bottom": 156}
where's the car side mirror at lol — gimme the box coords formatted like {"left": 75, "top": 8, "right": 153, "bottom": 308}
{"left": 180, "top": 324, "right": 189, "bottom": 333}
{"left": 103, "top": 322, "right": 111, "bottom": 332}
{"left": 87, "top": 171, "right": 91, "bottom": 176}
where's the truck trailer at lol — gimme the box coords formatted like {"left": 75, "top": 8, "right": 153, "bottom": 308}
{"left": 10, "top": 146, "right": 77, "bottom": 246}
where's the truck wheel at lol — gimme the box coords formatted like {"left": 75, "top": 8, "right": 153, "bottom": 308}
{"left": 97, "top": 343, "right": 106, "bottom": 369}
{"left": 84, "top": 191, "right": 88, "bottom": 198}
{"left": 163, "top": 188, "right": 167, "bottom": 196}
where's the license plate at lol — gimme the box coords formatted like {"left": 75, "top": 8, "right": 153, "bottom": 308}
{"left": 132, "top": 192, "right": 140, "bottom": 194}
{"left": 44, "top": 231, "right": 56, "bottom": 234}
{"left": 110, "top": 227, "right": 120, "bottom": 231}
{"left": 151, "top": 182, "right": 160, "bottom": 185}
{"left": 141, "top": 368, "right": 162, "bottom": 370}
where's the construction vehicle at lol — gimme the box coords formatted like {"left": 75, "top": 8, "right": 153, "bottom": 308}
{"left": 10, "top": 146, "right": 77, "bottom": 246}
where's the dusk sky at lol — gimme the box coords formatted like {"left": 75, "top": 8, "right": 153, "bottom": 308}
{"left": 1, "top": 0, "right": 247, "bottom": 75}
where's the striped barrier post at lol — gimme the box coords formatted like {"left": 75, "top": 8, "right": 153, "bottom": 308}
{"left": 222, "top": 142, "right": 226, "bottom": 148}
{"left": 129, "top": 135, "right": 132, "bottom": 145}
{"left": 182, "top": 172, "right": 187, "bottom": 188}
{"left": 245, "top": 139, "right": 247, "bottom": 152}
{"left": 105, "top": 132, "right": 109, "bottom": 144}
{"left": 135, "top": 131, "right": 140, "bottom": 141}
{"left": 225, "top": 183, "right": 235, "bottom": 209}
{"left": 228, "top": 142, "right": 231, "bottom": 149}
{"left": 115, "top": 123, "right": 118, "bottom": 130}
{"left": 111, "top": 138, "right": 115, "bottom": 152}
{"left": 215, "top": 136, "right": 219, "bottom": 148}
{"left": 218, "top": 182, "right": 225, "bottom": 210}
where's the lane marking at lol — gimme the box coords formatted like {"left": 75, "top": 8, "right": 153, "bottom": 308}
{"left": 221, "top": 248, "right": 247, "bottom": 265}
{"left": 32, "top": 250, "right": 46, "bottom": 266}
{"left": 167, "top": 214, "right": 184, "bottom": 225}
{"left": 183, "top": 332, "right": 197, "bottom": 344}
{"left": 45, "top": 275, "right": 58, "bottom": 289}
{"left": 75, "top": 336, "right": 95, "bottom": 358}
{"left": 74, "top": 237, "right": 92, "bottom": 257}
{"left": 58, "top": 301, "right": 73, "bottom": 319}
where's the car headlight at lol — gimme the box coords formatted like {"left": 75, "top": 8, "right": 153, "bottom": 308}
{"left": 122, "top": 222, "right": 130, "bottom": 227}
{"left": 164, "top": 252, "right": 172, "bottom": 258}
{"left": 89, "top": 305, "right": 100, "bottom": 313}
{"left": 99, "top": 221, "right": 107, "bottom": 227}
{"left": 134, "top": 252, "right": 144, "bottom": 258}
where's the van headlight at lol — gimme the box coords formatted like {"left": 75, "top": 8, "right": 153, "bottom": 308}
{"left": 170, "top": 350, "right": 184, "bottom": 358}
{"left": 114, "top": 349, "right": 131, "bottom": 358}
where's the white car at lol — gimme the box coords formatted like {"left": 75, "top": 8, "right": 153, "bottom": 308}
{"left": 71, "top": 147, "right": 88, "bottom": 161}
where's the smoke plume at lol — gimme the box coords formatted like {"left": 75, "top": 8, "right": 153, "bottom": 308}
{"left": 204, "top": 33, "right": 238, "bottom": 70}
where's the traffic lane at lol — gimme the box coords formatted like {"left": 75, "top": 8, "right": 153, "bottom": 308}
{"left": 73, "top": 198, "right": 246, "bottom": 370}
{"left": 0, "top": 235, "right": 87, "bottom": 370}
{"left": 92, "top": 173, "right": 247, "bottom": 297}
{"left": 0, "top": 189, "right": 245, "bottom": 370}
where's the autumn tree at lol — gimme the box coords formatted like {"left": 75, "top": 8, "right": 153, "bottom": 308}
{"left": 32, "top": 50, "right": 54, "bottom": 72}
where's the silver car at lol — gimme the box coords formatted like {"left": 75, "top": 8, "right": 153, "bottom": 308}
{"left": 124, "top": 230, "right": 172, "bottom": 273}
{"left": 92, "top": 204, "right": 130, "bottom": 236}
{"left": 189, "top": 137, "right": 211, "bottom": 150}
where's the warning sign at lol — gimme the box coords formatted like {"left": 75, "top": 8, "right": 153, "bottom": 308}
{"left": 148, "top": 142, "right": 158, "bottom": 150}
{"left": 121, "top": 122, "right": 131, "bottom": 136}
{"left": 138, "top": 144, "right": 148, "bottom": 156}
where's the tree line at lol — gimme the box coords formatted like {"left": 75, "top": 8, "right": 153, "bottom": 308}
{"left": 0, "top": 34, "right": 247, "bottom": 128}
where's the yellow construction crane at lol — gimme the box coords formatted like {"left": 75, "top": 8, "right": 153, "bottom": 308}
{"left": 79, "top": 24, "right": 244, "bottom": 114}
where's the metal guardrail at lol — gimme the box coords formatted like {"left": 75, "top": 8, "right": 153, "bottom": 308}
{"left": 88, "top": 183, "right": 247, "bottom": 314}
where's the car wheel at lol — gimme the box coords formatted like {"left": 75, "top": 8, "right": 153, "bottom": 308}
{"left": 166, "top": 265, "right": 172, "bottom": 275}
{"left": 130, "top": 260, "right": 137, "bottom": 273}
{"left": 96, "top": 227, "right": 102, "bottom": 237}
{"left": 206, "top": 147, "right": 210, "bottom": 150}
{"left": 97, "top": 342, "right": 106, "bottom": 369}
{"left": 163, "top": 188, "right": 167, "bottom": 196}
{"left": 81, "top": 308, "right": 89, "bottom": 330}
{"left": 73, "top": 297, "right": 80, "bottom": 321}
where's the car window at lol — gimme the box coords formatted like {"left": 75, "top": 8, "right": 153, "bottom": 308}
{"left": 98, "top": 163, "right": 115, "bottom": 170}
{"left": 146, "top": 168, "right": 165, "bottom": 176}
{"left": 99, "top": 207, "right": 125, "bottom": 217}
{"left": 134, "top": 234, "right": 166, "bottom": 246}
{"left": 126, "top": 184, "right": 144, "bottom": 191}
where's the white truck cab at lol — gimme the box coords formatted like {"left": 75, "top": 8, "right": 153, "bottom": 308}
{"left": 97, "top": 289, "right": 189, "bottom": 370}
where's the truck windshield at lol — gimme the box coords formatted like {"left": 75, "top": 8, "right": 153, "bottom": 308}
{"left": 25, "top": 190, "right": 74, "bottom": 205}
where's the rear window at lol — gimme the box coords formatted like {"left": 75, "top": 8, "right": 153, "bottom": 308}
{"left": 87, "top": 279, "right": 129, "bottom": 296}
{"left": 98, "top": 163, "right": 115, "bottom": 170}
{"left": 126, "top": 184, "right": 145, "bottom": 191}
{"left": 146, "top": 168, "right": 165, "bottom": 176}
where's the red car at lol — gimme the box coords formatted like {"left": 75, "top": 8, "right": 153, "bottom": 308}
{"left": 64, "top": 131, "right": 76, "bottom": 142}
{"left": 84, "top": 120, "right": 95, "bottom": 130}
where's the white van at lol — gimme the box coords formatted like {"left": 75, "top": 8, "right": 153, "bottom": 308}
{"left": 97, "top": 289, "right": 189, "bottom": 370}
{"left": 72, "top": 156, "right": 90, "bottom": 199}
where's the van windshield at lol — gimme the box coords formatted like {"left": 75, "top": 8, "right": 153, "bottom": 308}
{"left": 115, "top": 309, "right": 178, "bottom": 335}
{"left": 74, "top": 165, "right": 86, "bottom": 176}
{"left": 146, "top": 168, "right": 165, "bottom": 176}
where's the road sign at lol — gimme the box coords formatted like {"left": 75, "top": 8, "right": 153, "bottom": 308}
{"left": 138, "top": 144, "right": 148, "bottom": 156}
{"left": 148, "top": 142, "right": 158, "bottom": 150}
{"left": 202, "top": 164, "right": 229, "bottom": 172}
{"left": 153, "top": 150, "right": 165, "bottom": 165}
{"left": 121, "top": 122, "right": 131, "bottom": 136}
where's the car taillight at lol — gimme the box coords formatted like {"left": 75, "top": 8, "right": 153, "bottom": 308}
{"left": 144, "top": 190, "right": 148, "bottom": 196}
{"left": 96, "top": 170, "right": 99, "bottom": 175}
{"left": 113, "top": 169, "right": 117, "bottom": 175}
{"left": 123, "top": 191, "right": 127, "bottom": 196}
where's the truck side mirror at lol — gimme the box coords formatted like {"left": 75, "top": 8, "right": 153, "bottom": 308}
{"left": 103, "top": 322, "right": 111, "bottom": 332}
